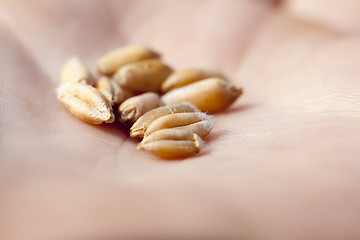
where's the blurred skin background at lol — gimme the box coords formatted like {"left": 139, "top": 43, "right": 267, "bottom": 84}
{"left": 1, "top": 0, "right": 360, "bottom": 239}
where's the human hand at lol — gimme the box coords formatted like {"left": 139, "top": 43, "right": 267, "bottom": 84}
{"left": 1, "top": 0, "right": 360, "bottom": 239}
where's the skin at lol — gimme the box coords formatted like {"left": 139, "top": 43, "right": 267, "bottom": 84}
{"left": 1, "top": 0, "right": 360, "bottom": 239}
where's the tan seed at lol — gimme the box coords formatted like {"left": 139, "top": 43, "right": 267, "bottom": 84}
{"left": 161, "top": 68, "right": 226, "bottom": 92}
{"left": 137, "top": 134, "right": 203, "bottom": 159}
{"left": 130, "top": 102, "right": 199, "bottom": 138}
{"left": 97, "top": 45, "right": 160, "bottom": 76}
{"left": 144, "top": 112, "right": 212, "bottom": 137}
{"left": 57, "top": 82, "right": 115, "bottom": 124}
{"left": 114, "top": 59, "right": 173, "bottom": 92}
{"left": 142, "top": 121, "right": 213, "bottom": 144}
{"left": 60, "top": 56, "right": 93, "bottom": 85}
{"left": 95, "top": 76, "right": 133, "bottom": 105}
{"left": 162, "top": 77, "right": 242, "bottom": 113}
{"left": 171, "top": 119, "right": 214, "bottom": 138}
{"left": 119, "top": 92, "right": 163, "bottom": 124}
{"left": 142, "top": 128, "right": 195, "bottom": 143}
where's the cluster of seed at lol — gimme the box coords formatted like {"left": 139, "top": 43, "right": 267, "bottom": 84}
{"left": 57, "top": 45, "right": 242, "bottom": 159}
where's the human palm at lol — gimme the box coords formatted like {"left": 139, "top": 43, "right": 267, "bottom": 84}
{"left": 1, "top": 0, "right": 360, "bottom": 239}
